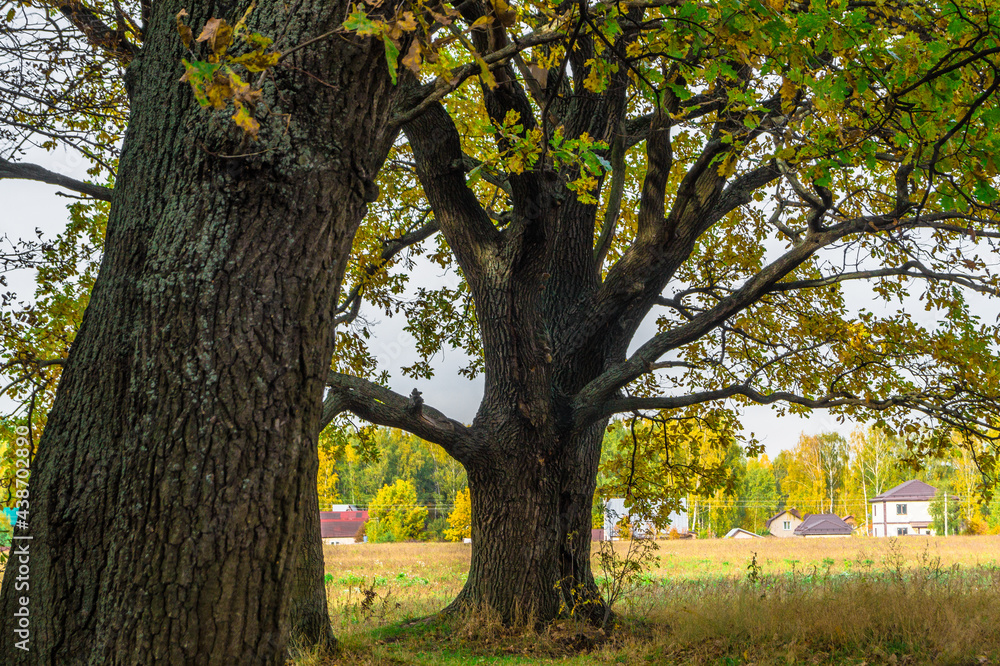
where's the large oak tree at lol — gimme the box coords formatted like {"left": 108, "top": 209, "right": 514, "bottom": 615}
{"left": 0, "top": 0, "right": 409, "bottom": 661}
{"left": 324, "top": 0, "right": 1000, "bottom": 622}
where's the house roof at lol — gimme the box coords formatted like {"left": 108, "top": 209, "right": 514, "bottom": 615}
{"left": 764, "top": 508, "right": 802, "bottom": 530}
{"left": 723, "top": 527, "right": 762, "bottom": 538}
{"left": 320, "top": 510, "right": 368, "bottom": 539}
{"left": 793, "top": 513, "right": 853, "bottom": 536}
{"left": 870, "top": 479, "right": 937, "bottom": 503}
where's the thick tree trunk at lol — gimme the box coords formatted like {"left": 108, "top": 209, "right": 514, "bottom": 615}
{"left": 450, "top": 422, "right": 607, "bottom": 624}
{"left": 0, "top": 0, "right": 397, "bottom": 662}
{"left": 288, "top": 461, "right": 336, "bottom": 653}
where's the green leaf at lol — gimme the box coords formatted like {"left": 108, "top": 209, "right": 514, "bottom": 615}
{"left": 466, "top": 163, "right": 483, "bottom": 186}
{"left": 344, "top": 9, "right": 379, "bottom": 35}
{"left": 382, "top": 35, "right": 400, "bottom": 85}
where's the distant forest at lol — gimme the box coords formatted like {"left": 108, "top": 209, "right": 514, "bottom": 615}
{"left": 309, "top": 422, "right": 1000, "bottom": 541}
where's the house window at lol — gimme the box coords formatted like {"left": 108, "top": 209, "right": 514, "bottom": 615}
{"left": 783, "top": 520, "right": 791, "bottom": 530}
{"left": 896, "top": 504, "right": 907, "bottom": 515}
{"left": 873, "top": 504, "right": 878, "bottom": 516}
{"left": 897, "top": 527, "right": 908, "bottom": 536}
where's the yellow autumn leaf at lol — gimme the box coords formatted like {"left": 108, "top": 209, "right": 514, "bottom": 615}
{"left": 233, "top": 1, "right": 256, "bottom": 36}
{"left": 229, "top": 50, "right": 281, "bottom": 73}
{"left": 176, "top": 9, "right": 193, "bottom": 49}
{"left": 232, "top": 102, "right": 260, "bottom": 139}
{"left": 402, "top": 39, "right": 422, "bottom": 75}
{"left": 490, "top": 0, "right": 517, "bottom": 27}
{"left": 716, "top": 153, "right": 736, "bottom": 177}
{"left": 205, "top": 70, "right": 233, "bottom": 109}
{"left": 196, "top": 18, "right": 234, "bottom": 57}
{"left": 470, "top": 15, "right": 494, "bottom": 29}
{"left": 396, "top": 11, "right": 417, "bottom": 32}
{"left": 779, "top": 76, "right": 797, "bottom": 113}
{"left": 227, "top": 69, "right": 262, "bottom": 105}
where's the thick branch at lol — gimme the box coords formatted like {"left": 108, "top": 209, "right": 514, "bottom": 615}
{"left": 635, "top": 106, "right": 673, "bottom": 244}
{"left": 56, "top": 1, "right": 139, "bottom": 66}
{"left": 573, "top": 227, "right": 842, "bottom": 422}
{"left": 0, "top": 158, "right": 113, "bottom": 201}
{"left": 576, "top": 208, "right": 989, "bottom": 422}
{"left": 554, "top": 133, "right": 734, "bottom": 363}
{"left": 325, "top": 372, "right": 480, "bottom": 463}
{"left": 404, "top": 102, "right": 500, "bottom": 288}
{"left": 593, "top": 128, "right": 626, "bottom": 270}
{"left": 595, "top": 383, "right": 1000, "bottom": 444}
{"left": 706, "top": 161, "right": 783, "bottom": 229}
{"left": 599, "top": 385, "right": 900, "bottom": 421}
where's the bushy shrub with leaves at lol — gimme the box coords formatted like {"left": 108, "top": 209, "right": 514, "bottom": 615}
{"left": 444, "top": 487, "right": 472, "bottom": 542}
{"left": 365, "top": 479, "right": 428, "bottom": 543}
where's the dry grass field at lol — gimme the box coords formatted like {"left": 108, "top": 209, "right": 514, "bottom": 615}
{"left": 296, "top": 535, "right": 1000, "bottom": 665}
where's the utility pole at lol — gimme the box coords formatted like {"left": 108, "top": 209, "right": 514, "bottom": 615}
{"left": 944, "top": 492, "right": 948, "bottom": 536}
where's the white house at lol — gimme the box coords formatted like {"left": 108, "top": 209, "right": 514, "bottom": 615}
{"left": 723, "top": 527, "right": 762, "bottom": 539}
{"left": 869, "top": 479, "right": 937, "bottom": 536}
{"left": 602, "top": 498, "right": 688, "bottom": 540}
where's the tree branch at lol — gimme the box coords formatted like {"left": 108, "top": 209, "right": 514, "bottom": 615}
{"left": 635, "top": 104, "right": 674, "bottom": 245}
{"left": 0, "top": 158, "right": 113, "bottom": 201}
{"left": 593, "top": 127, "right": 626, "bottom": 270}
{"left": 333, "top": 218, "right": 440, "bottom": 327}
{"left": 389, "top": 25, "right": 567, "bottom": 128}
{"left": 55, "top": 0, "right": 139, "bottom": 66}
{"left": 597, "top": 385, "right": 897, "bottom": 421}
{"left": 554, "top": 132, "right": 733, "bottom": 364}
{"left": 325, "top": 372, "right": 481, "bottom": 463}
{"left": 589, "top": 383, "right": 1000, "bottom": 439}
{"left": 575, "top": 206, "right": 993, "bottom": 423}
{"left": 573, "top": 226, "right": 844, "bottom": 421}
{"left": 705, "top": 161, "right": 782, "bottom": 230}
{"left": 768, "top": 260, "right": 1000, "bottom": 297}
{"left": 404, "top": 102, "right": 500, "bottom": 289}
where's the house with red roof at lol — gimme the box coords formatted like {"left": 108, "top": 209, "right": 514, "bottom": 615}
{"left": 320, "top": 506, "right": 368, "bottom": 545}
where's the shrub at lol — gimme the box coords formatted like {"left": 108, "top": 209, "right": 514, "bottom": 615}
{"left": 365, "top": 479, "right": 428, "bottom": 543}
{"left": 444, "top": 488, "right": 471, "bottom": 542}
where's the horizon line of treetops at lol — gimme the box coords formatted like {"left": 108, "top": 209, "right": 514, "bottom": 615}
{"left": 308, "top": 420, "right": 1000, "bottom": 542}
{"left": 7, "top": 419, "right": 994, "bottom": 546}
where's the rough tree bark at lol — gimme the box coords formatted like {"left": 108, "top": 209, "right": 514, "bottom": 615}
{"left": 288, "top": 457, "right": 337, "bottom": 652}
{"left": 455, "top": 424, "right": 607, "bottom": 622}
{"left": 0, "top": 0, "right": 399, "bottom": 661}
